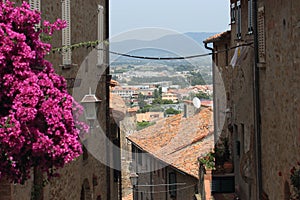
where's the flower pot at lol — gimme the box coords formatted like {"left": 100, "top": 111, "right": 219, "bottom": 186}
{"left": 223, "top": 161, "right": 233, "bottom": 173}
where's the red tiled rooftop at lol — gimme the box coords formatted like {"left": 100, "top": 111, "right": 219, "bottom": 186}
{"left": 203, "top": 31, "right": 231, "bottom": 44}
{"left": 127, "top": 108, "right": 214, "bottom": 178}
{"left": 110, "top": 79, "right": 119, "bottom": 87}
{"left": 110, "top": 93, "right": 126, "bottom": 121}
{"left": 122, "top": 192, "right": 133, "bottom": 200}
{"left": 127, "top": 107, "right": 139, "bottom": 113}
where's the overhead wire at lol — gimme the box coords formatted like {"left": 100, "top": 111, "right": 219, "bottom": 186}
{"left": 95, "top": 42, "right": 253, "bottom": 60}
{"left": 52, "top": 41, "right": 253, "bottom": 61}
{"left": 134, "top": 183, "right": 197, "bottom": 194}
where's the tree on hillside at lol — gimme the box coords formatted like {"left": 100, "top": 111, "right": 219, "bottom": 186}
{"left": 137, "top": 93, "right": 147, "bottom": 108}
{"left": 0, "top": 1, "right": 87, "bottom": 184}
{"left": 190, "top": 91, "right": 212, "bottom": 100}
{"left": 189, "top": 72, "right": 206, "bottom": 86}
{"left": 165, "top": 108, "right": 181, "bottom": 115}
{"left": 153, "top": 89, "right": 159, "bottom": 99}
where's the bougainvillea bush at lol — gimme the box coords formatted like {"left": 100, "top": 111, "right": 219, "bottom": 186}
{"left": 0, "top": 1, "right": 87, "bottom": 183}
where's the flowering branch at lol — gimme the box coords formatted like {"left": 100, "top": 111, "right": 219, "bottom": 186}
{"left": 0, "top": 1, "right": 88, "bottom": 183}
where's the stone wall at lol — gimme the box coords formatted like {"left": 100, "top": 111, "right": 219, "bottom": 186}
{"left": 258, "top": 0, "right": 300, "bottom": 199}
{"left": 214, "top": 0, "right": 300, "bottom": 199}
{"left": 214, "top": 1, "right": 257, "bottom": 199}
{"left": 2, "top": 0, "right": 115, "bottom": 199}
{"left": 120, "top": 111, "right": 137, "bottom": 198}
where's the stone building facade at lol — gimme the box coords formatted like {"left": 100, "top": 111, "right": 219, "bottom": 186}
{"left": 204, "top": 0, "right": 300, "bottom": 199}
{"left": 0, "top": 0, "right": 124, "bottom": 200}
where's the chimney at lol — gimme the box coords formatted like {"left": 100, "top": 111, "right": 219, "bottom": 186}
{"left": 183, "top": 100, "right": 200, "bottom": 118}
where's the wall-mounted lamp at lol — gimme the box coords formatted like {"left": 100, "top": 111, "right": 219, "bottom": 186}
{"left": 80, "top": 88, "right": 101, "bottom": 128}
{"left": 129, "top": 172, "right": 138, "bottom": 186}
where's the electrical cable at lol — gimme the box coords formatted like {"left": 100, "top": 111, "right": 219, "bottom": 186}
{"left": 134, "top": 183, "right": 197, "bottom": 194}
{"left": 136, "top": 182, "right": 186, "bottom": 187}
{"left": 95, "top": 42, "right": 253, "bottom": 60}
{"left": 52, "top": 41, "right": 253, "bottom": 61}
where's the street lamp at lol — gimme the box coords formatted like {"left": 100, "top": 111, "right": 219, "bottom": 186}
{"left": 129, "top": 172, "right": 139, "bottom": 200}
{"left": 80, "top": 88, "right": 101, "bottom": 128}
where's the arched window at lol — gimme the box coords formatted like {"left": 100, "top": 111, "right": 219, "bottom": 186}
{"left": 80, "top": 179, "right": 92, "bottom": 200}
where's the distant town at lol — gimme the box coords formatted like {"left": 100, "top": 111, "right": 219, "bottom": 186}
{"left": 111, "top": 61, "right": 213, "bottom": 130}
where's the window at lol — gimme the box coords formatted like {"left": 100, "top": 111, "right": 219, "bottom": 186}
{"left": 230, "top": 3, "right": 236, "bottom": 24}
{"left": 113, "top": 138, "right": 120, "bottom": 182}
{"left": 257, "top": 6, "right": 266, "bottom": 63}
{"left": 241, "top": 123, "right": 245, "bottom": 154}
{"left": 147, "top": 156, "right": 151, "bottom": 171}
{"left": 29, "top": 0, "right": 40, "bottom": 28}
{"left": 140, "top": 192, "right": 143, "bottom": 200}
{"left": 142, "top": 152, "right": 146, "bottom": 168}
{"left": 169, "top": 172, "right": 177, "bottom": 198}
{"left": 248, "top": 0, "right": 253, "bottom": 34}
{"left": 62, "top": 0, "right": 71, "bottom": 65}
{"left": 236, "top": 0, "right": 242, "bottom": 39}
{"left": 215, "top": 46, "right": 218, "bottom": 66}
{"left": 82, "top": 146, "right": 88, "bottom": 161}
{"left": 29, "top": 0, "right": 40, "bottom": 12}
{"left": 225, "top": 44, "right": 229, "bottom": 66}
{"left": 132, "top": 144, "right": 136, "bottom": 161}
{"left": 138, "top": 148, "right": 142, "bottom": 166}
{"left": 152, "top": 158, "right": 156, "bottom": 174}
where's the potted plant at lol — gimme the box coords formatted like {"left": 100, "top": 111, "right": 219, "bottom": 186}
{"left": 222, "top": 137, "right": 233, "bottom": 173}
{"left": 214, "top": 143, "right": 225, "bottom": 173}
{"left": 199, "top": 151, "right": 215, "bottom": 171}
{"left": 290, "top": 162, "right": 300, "bottom": 200}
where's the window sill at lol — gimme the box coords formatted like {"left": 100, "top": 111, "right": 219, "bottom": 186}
{"left": 60, "top": 63, "right": 78, "bottom": 69}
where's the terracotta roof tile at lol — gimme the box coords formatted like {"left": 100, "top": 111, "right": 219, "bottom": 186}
{"left": 110, "top": 79, "right": 119, "bottom": 87}
{"left": 127, "top": 107, "right": 139, "bottom": 113}
{"left": 127, "top": 108, "right": 214, "bottom": 178}
{"left": 110, "top": 93, "right": 126, "bottom": 121}
{"left": 122, "top": 192, "right": 133, "bottom": 200}
{"left": 203, "top": 30, "right": 231, "bottom": 44}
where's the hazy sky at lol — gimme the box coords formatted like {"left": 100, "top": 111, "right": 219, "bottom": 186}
{"left": 110, "top": 0, "right": 230, "bottom": 37}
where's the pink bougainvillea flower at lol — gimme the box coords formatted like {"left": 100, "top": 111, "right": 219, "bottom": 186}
{"left": 0, "top": 1, "right": 87, "bottom": 184}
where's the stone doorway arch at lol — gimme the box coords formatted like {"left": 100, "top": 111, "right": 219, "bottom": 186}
{"left": 80, "top": 179, "right": 92, "bottom": 200}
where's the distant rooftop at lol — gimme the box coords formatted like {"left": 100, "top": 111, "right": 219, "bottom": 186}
{"left": 127, "top": 108, "right": 214, "bottom": 178}
{"left": 203, "top": 30, "right": 231, "bottom": 44}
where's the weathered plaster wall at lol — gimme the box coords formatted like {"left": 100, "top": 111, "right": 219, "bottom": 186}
{"left": 216, "top": 1, "right": 257, "bottom": 199}
{"left": 120, "top": 111, "right": 137, "bottom": 197}
{"left": 259, "top": 0, "right": 300, "bottom": 199}
{"left": 3, "top": 0, "right": 113, "bottom": 199}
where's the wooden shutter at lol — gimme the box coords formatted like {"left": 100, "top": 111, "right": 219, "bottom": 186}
{"left": 97, "top": 5, "right": 104, "bottom": 66}
{"left": 231, "top": 3, "right": 236, "bottom": 24}
{"left": 257, "top": 7, "right": 266, "bottom": 63}
{"left": 29, "top": 0, "right": 41, "bottom": 28}
{"left": 236, "top": 0, "right": 242, "bottom": 39}
{"left": 62, "top": 0, "right": 71, "bottom": 65}
{"left": 248, "top": 0, "right": 253, "bottom": 34}
{"left": 29, "top": 0, "right": 40, "bottom": 12}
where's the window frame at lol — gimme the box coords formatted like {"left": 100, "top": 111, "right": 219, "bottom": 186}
{"left": 236, "top": 0, "right": 242, "bottom": 39}
{"left": 168, "top": 172, "right": 177, "bottom": 198}
{"left": 248, "top": 0, "right": 254, "bottom": 34}
{"left": 230, "top": 3, "right": 236, "bottom": 24}
{"left": 62, "top": 0, "right": 72, "bottom": 65}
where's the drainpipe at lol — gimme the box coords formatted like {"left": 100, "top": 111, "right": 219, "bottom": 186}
{"left": 203, "top": 42, "right": 217, "bottom": 145}
{"left": 105, "top": 0, "right": 111, "bottom": 199}
{"left": 253, "top": 0, "right": 263, "bottom": 199}
{"left": 118, "top": 128, "right": 122, "bottom": 200}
